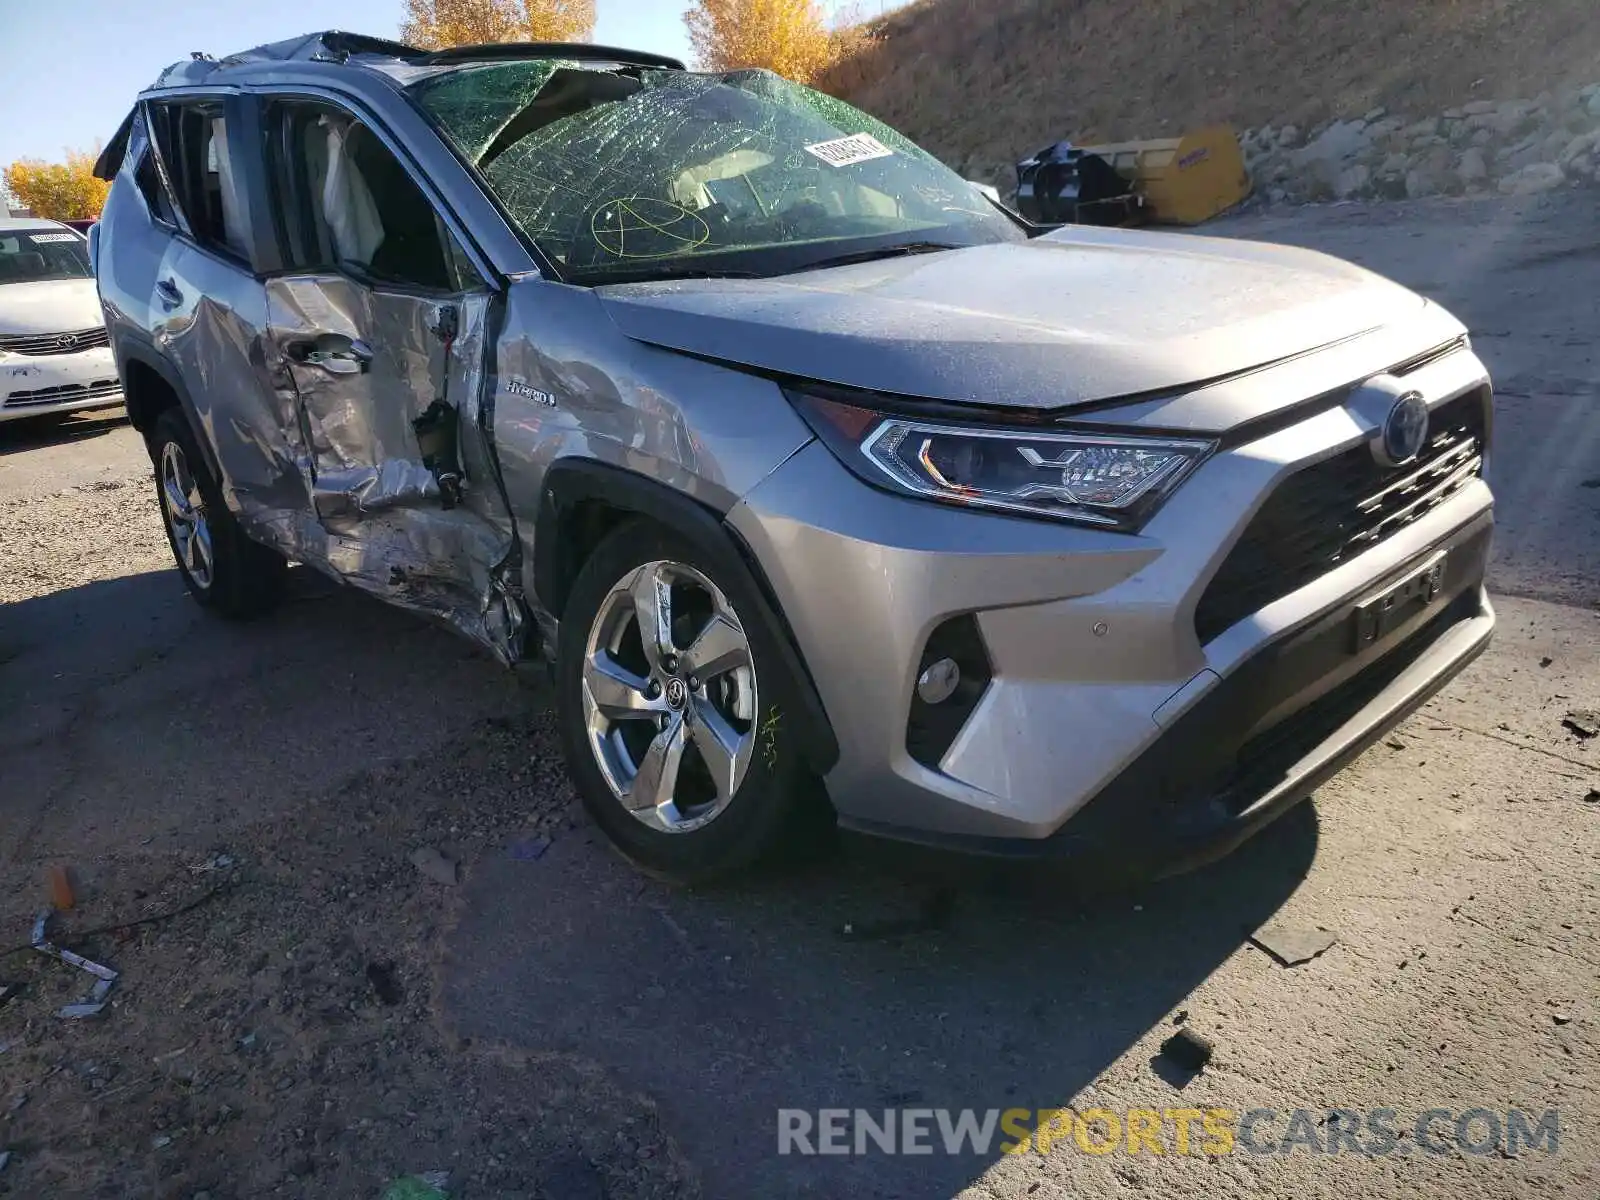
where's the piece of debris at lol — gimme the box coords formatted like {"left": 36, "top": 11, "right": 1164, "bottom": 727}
{"left": 366, "top": 962, "right": 403, "bottom": 1006}
{"left": 1585, "top": 789, "right": 1600, "bottom": 805}
{"left": 58, "top": 1002, "right": 108, "bottom": 1020}
{"left": 382, "top": 1173, "right": 450, "bottom": 1200}
{"left": 1248, "top": 921, "right": 1337, "bottom": 967}
{"left": 49, "top": 864, "right": 76, "bottom": 911}
{"left": 1158, "top": 1028, "right": 1214, "bottom": 1073}
{"left": 0, "top": 984, "right": 17, "bottom": 1009}
{"left": 1385, "top": 738, "right": 1406, "bottom": 750}
{"left": 508, "top": 835, "right": 552, "bottom": 862}
{"left": 410, "top": 847, "right": 459, "bottom": 886}
{"left": 0, "top": 1149, "right": 10, "bottom": 1173}
{"left": 1552, "top": 1013, "right": 1573, "bottom": 1026}
{"left": 151, "top": 1134, "right": 173, "bottom": 1150}
{"left": 1539, "top": 656, "right": 1554, "bottom": 668}
{"left": 192, "top": 853, "right": 237, "bottom": 874}
{"left": 29, "top": 911, "right": 120, "bottom": 1017}
{"left": 1563, "top": 711, "right": 1599, "bottom": 740}
{"left": 1171, "top": 1009, "right": 1189, "bottom": 1025}
{"left": 1580, "top": 477, "right": 1600, "bottom": 489}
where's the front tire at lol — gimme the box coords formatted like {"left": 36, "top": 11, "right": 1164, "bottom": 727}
{"left": 150, "top": 407, "right": 286, "bottom": 618}
{"left": 555, "top": 520, "right": 816, "bottom": 883}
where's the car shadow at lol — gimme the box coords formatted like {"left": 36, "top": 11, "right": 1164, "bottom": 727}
{"left": 442, "top": 796, "right": 1317, "bottom": 1199}
{"left": 0, "top": 405, "right": 127, "bottom": 456}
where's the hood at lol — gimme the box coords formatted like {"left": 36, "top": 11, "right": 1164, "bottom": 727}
{"left": 0, "top": 278, "right": 103, "bottom": 335}
{"left": 597, "top": 226, "right": 1428, "bottom": 411}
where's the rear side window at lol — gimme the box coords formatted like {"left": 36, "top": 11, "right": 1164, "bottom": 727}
{"left": 146, "top": 100, "right": 250, "bottom": 259}
{"left": 134, "top": 144, "right": 178, "bottom": 227}
{"left": 264, "top": 100, "right": 478, "bottom": 293}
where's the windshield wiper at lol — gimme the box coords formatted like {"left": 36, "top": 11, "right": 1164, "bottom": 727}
{"left": 794, "top": 241, "right": 965, "bottom": 273}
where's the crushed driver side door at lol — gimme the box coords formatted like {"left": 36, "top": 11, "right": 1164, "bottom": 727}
{"left": 259, "top": 97, "right": 523, "bottom": 661}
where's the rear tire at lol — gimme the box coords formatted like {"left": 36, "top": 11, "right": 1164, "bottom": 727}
{"left": 150, "top": 407, "right": 286, "bottom": 618}
{"left": 555, "top": 520, "right": 817, "bottom": 884}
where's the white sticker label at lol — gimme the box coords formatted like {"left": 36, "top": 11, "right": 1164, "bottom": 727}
{"left": 803, "top": 132, "right": 894, "bottom": 168}
{"left": 28, "top": 232, "right": 80, "bottom": 244}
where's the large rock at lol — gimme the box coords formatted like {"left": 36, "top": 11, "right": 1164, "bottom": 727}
{"left": 1457, "top": 147, "right": 1490, "bottom": 186}
{"left": 1334, "top": 163, "right": 1373, "bottom": 198}
{"left": 1296, "top": 119, "right": 1373, "bottom": 168}
{"left": 1377, "top": 151, "right": 1411, "bottom": 177}
{"left": 1498, "top": 162, "right": 1566, "bottom": 195}
{"left": 1405, "top": 168, "right": 1440, "bottom": 199}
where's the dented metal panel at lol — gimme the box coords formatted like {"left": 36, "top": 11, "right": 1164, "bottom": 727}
{"left": 260, "top": 276, "right": 522, "bottom": 661}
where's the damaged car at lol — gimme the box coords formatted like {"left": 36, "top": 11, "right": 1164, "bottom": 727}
{"left": 92, "top": 32, "right": 1496, "bottom": 882}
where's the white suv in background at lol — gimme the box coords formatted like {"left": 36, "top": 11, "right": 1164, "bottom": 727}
{"left": 0, "top": 217, "right": 122, "bottom": 422}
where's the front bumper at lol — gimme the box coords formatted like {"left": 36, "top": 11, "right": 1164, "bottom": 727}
{"left": 728, "top": 336, "right": 1495, "bottom": 871}
{"left": 0, "top": 345, "right": 122, "bottom": 421}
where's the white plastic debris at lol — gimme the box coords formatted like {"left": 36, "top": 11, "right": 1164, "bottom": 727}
{"left": 30, "top": 911, "right": 119, "bottom": 1018}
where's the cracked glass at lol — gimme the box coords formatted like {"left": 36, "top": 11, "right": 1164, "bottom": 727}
{"left": 411, "top": 62, "right": 1022, "bottom": 281}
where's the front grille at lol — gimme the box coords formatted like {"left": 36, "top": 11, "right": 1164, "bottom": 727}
{"left": 1195, "top": 388, "right": 1487, "bottom": 644}
{"left": 3, "top": 379, "right": 121, "bottom": 409}
{"left": 0, "top": 326, "right": 110, "bottom": 356}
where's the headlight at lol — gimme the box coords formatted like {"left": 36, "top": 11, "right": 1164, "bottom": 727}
{"left": 789, "top": 390, "right": 1214, "bottom": 531}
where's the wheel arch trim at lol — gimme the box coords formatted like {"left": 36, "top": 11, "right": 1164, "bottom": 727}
{"left": 534, "top": 458, "right": 839, "bottom": 774}
{"left": 114, "top": 333, "right": 227, "bottom": 493}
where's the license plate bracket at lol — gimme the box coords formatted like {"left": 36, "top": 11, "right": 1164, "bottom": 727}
{"left": 1351, "top": 552, "right": 1446, "bottom": 653}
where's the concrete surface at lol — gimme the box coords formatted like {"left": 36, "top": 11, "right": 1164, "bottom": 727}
{"left": 0, "top": 193, "right": 1596, "bottom": 1199}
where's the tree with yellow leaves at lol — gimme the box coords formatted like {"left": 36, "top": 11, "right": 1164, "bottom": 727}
{"left": 400, "top": 0, "right": 595, "bottom": 49}
{"left": 3, "top": 150, "right": 110, "bottom": 221}
{"left": 685, "top": 0, "right": 865, "bottom": 84}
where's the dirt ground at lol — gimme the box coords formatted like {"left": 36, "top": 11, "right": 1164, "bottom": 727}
{"left": 1, "top": 192, "right": 1598, "bottom": 1200}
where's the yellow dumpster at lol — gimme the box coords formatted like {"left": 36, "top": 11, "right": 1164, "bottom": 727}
{"left": 1079, "top": 126, "right": 1252, "bottom": 225}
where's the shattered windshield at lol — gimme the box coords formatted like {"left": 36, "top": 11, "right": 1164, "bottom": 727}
{"left": 411, "top": 62, "right": 1023, "bottom": 282}
{"left": 0, "top": 228, "right": 91, "bottom": 285}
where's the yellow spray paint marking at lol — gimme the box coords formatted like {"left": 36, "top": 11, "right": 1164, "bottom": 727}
{"left": 591, "top": 197, "right": 710, "bottom": 259}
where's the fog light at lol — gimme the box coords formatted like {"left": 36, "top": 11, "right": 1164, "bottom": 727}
{"left": 906, "top": 615, "right": 992, "bottom": 770}
{"left": 917, "top": 658, "right": 961, "bottom": 704}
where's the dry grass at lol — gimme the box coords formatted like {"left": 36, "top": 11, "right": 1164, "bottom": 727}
{"left": 818, "top": 0, "right": 1600, "bottom": 170}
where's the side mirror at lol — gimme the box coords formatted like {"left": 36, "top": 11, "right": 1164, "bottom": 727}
{"left": 87, "top": 223, "right": 101, "bottom": 277}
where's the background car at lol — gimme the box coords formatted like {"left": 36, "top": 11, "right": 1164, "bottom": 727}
{"left": 0, "top": 217, "right": 122, "bottom": 423}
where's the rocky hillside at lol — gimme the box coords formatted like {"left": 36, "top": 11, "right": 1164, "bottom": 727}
{"left": 821, "top": 0, "right": 1600, "bottom": 188}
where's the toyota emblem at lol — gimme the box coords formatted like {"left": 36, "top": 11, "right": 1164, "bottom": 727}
{"left": 55, "top": 333, "right": 79, "bottom": 351}
{"left": 1378, "top": 391, "right": 1430, "bottom": 466}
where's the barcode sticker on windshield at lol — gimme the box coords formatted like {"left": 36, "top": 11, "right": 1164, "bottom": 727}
{"left": 804, "top": 133, "right": 893, "bottom": 168}
{"left": 28, "top": 232, "right": 79, "bottom": 244}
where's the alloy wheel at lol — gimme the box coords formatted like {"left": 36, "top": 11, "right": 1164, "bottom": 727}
{"left": 160, "top": 440, "right": 214, "bottom": 590}
{"left": 581, "top": 559, "right": 759, "bottom": 833}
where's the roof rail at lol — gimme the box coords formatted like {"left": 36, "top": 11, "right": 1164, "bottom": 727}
{"left": 413, "top": 41, "right": 687, "bottom": 71}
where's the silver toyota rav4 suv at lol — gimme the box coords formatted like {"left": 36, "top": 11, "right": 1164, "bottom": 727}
{"left": 93, "top": 32, "right": 1495, "bottom": 883}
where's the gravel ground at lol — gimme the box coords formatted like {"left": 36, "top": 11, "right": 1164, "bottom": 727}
{"left": 1, "top": 194, "right": 1597, "bottom": 1199}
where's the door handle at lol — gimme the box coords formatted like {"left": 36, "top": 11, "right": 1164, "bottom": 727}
{"left": 286, "top": 335, "right": 374, "bottom": 376}
{"left": 155, "top": 278, "right": 183, "bottom": 310}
